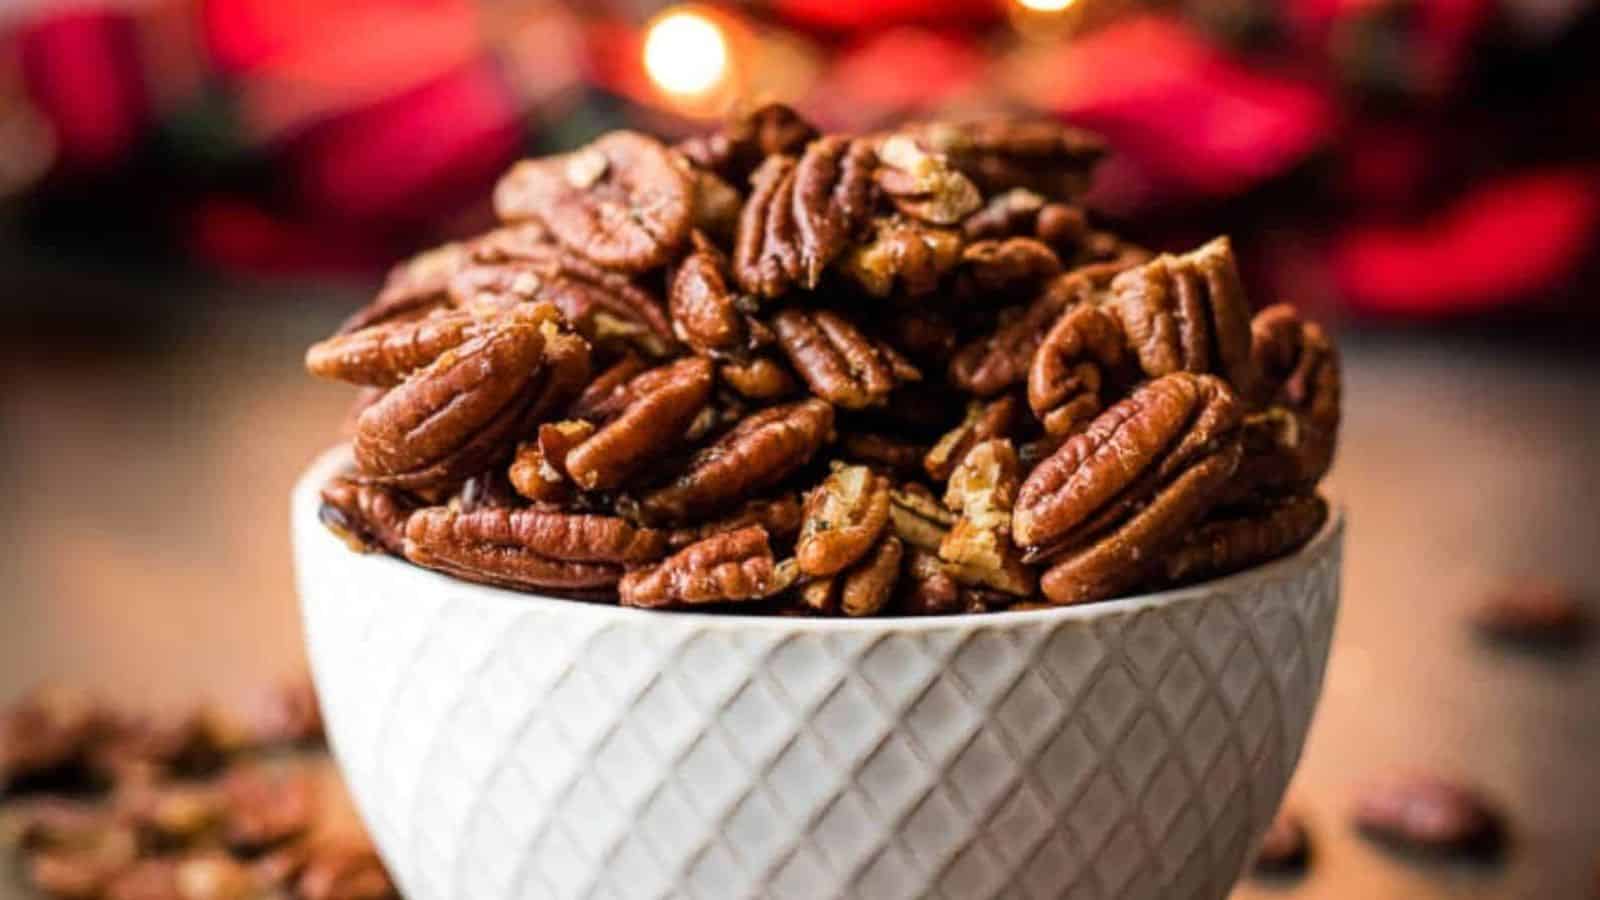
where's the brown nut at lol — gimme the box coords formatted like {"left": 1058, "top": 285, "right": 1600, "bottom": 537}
{"left": 1156, "top": 493, "right": 1328, "bottom": 587}
{"left": 337, "top": 241, "right": 467, "bottom": 335}
{"left": 493, "top": 130, "right": 692, "bottom": 272}
{"left": 308, "top": 308, "right": 490, "bottom": 388}
{"left": 718, "top": 356, "right": 800, "bottom": 400}
{"left": 1473, "top": 581, "right": 1591, "bottom": 648}
{"left": 1027, "top": 303, "right": 1131, "bottom": 438}
{"left": 792, "top": 135, "right": 878, "bottom": 288}
{"left": 939, "top": 440, "right": 1034, "bottom": 596}
{"left": 733, "top": 155, "right": 804, "bottom": 298}
{"left": 640, "top": 398, "right": 834, "bottom": 524}
{"left": 962, "top": 188, "right": 1048, "bottom": 240}
{"left": 797, "top": 465, "right": 892, "bottom": 577}
{"left": 102, "top": 852, "right": 260, "bottom": 900}
{"left": 950, "top": 273, "right": 1090, "bottom": 397}
{"left": 1233, "top": 304, "right": 1341, "bottom": 494}
{"left": 883, "top": 310, "right": 958, "bottom": 364}
{"left": 675, "top": 102, "right": 818, "bottom": 183}
{"left": 773, "top": 309, "right": 920, "bottom": 410}
{"left": 317, "top": 477, "right": 417, "bottom": 556}
{"left": 925, "top": 395, "right": 1021, "bottom": 482}
{"left": 822, "top": 535, "right": 905, "bottom": 617}
{"left": 569, "top": 352, "right": 648, "bottom": 421}
{"left": 113, "top": 778, "right": 225, "bottom": 842}
{"left": 1105, "top": 237, "right": 1258, "bottom": 395}
{"left": 838, "top": 433, "right": 927, "bottom": 476}
{"left": 619, "top": 526, "right": 796, "bottom": 608}
{"left": 668, "top": 494, "right": 804, "bottom": 548}
{"left": 688, "top": 167, "right": 743, "bottom": 246}
{"left": 508, "top": 420, "right": 595, "bottom": 503}
{"left": 1353, "top": 776, "right": 1506, "bottom": 858}
{"left": 888, "top": 483, "right": 956, "bottom": 553}
{"left": 955, "top": 237, "right": 1063, "bottom": 298}
{"left": 352, "top": 317, "right": 590, "bottom": 494}
{"left": 403, "top": 507, "right": 665, "bottom": 592}
{"left": 839, "top": 216, "right": 963, "bottom": 298}
{"left": 875, "top": 133, "right": 981, "bottom": 226}
{"left": 456, "top": 467, "right": 522, "bottom": 512}
{"left": 449, "top": 254, "right": 673, "bottom": 359}
{"left": 908, "top": 118, "right": 1105, "bottom": 200}
{"left": 565, "top": 357, "right": 714, "bottom": 490}
{"left": 669, "top": 231, "right": 763, "bottom": 358}
{"left": 898, "top": 546, "right": 963, "bottom": 615}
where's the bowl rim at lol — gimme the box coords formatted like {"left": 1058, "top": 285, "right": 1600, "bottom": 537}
{"left": 295, "top": 446, "right": 1343, "bottom": 633}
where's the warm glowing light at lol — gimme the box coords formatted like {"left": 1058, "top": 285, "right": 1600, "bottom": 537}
{"left": 1015, "top": 0, "right": 1079, "bottom": 11}
{"left": 643, "top": 9, "right": 730, "bottom": 97}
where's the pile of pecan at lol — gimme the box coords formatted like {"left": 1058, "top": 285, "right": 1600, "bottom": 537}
{"left": 0, "top": 680, "right": 398, "bottom": 900}
{"left": 305, "top": 106, "right": 1340, "bottom": 615}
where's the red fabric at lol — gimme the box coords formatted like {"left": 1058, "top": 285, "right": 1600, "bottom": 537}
{"left": 18, "top": 10, "right": 149, "bottom": 170}
{"left": 187, "top": 198, "right": 393, "bottom": 274}
{"left": 811, "top": 28, "right": 986, "bottom": 128}
{"left": 775, "top": 0, "right": 1001, "bottom": 30}
{"left": 1332, "top": 170, "right": 1600, "bottom": 315}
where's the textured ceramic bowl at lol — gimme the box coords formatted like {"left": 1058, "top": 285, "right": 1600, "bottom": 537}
{"left": 292, "top": 448, "right": 1342, "bottom": 900}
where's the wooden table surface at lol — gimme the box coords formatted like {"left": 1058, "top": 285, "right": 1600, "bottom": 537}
{"left": 2, "top": 296, "right": 1597, "bottom": 899}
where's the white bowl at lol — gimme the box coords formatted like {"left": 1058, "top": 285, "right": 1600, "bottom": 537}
{"left": 292, "top": 448, "right": 1342, "bottom": 900}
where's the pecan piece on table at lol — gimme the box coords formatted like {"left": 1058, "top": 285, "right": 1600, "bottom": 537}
{"left": 1027, "top": 303, "right": 1132, "bottom": 438}
{"left": 675, "top": 102, "right": 818, "bottom": 184}
{"left": 874, "top": 133, "right": 981, "bottom": 226}
{"left": 799, "top": 535, "right": 904, "bottom": 617}
{"left": 317, "top": 477, "right": 417, "bottom": 556}
{"left": 773, "top": 308, "right": 920, "bottom": 409}
{"left": 1105, "top": 237, "right": 1258, "bottom": 395}
{"left": 508, "top": 420, "right": 595, "bottom": 503}
{"left": 1014, "top": 373, "right": 1244, "bottom": 605}
{"left": 838, "top": 216, "right": 963, "bottom": 298}
{"left": 1353, "top": 776, "right": 1506, "bottom": 859}
{"left": 620, "top": 526, "right": 797, "bottom": 609}
{"left": 1154, "top": 493, "right": 1328, "bottom": 587}
{"left": 493, "top": 130, "right": 692, "bottom": 272}
{"left": 352, "top": 317, "right": 590, "bottom": 494}
{"left": 404, "top": 507, "right": 666, "bottom": 592}
{"left": 925, "top": 395, "right": 1021, "bottom": 482}
{"left": 1472, "top": 581, "right": 1591, "bottom": 648}
{"left": 669, "top": 231, "right": 768, "bottom": 358}
{"left": 564, "top": 357, "right": 713, "bottom": 491}
{"left": 950, "top": 272, "right": 1091, "bottom": 396}
{"left": 337, "top": 241, "right": 467, "bottom": 335}
{"left": 940, "top": 439, "right": 1034, "bottom": 596}
{"left": 909, "top": 118, "right": 1105, "bottom": 200}
{"left": 792, "top": 135, "right": 878, "bottom": 288}
{"left": 796, "top": 465, "right": 892, "bottom": 577}
{"left": 640, "top": 398, "right": 834, "bottom": 524}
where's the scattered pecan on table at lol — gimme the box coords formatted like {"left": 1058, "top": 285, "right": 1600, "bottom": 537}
{"left": 305, "top": 110, "right": 1342, "bottom": 615}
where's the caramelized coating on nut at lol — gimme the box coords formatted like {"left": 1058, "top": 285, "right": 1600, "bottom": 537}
{"left": 940, "top": 440, "right": 1034, "bottom": 596}
{"left": 317, "top": 478, "right": 416, "bottom": 556}
{"left": 797, "top": 465, "right": 892, "bottom": 577}
{"left": 619, "top": 526, "right": 795, "bottom": 608}
{"left": 1157, "top": 493, "right": 1329, "bottom": 586}
{"left": 669, "top": 232, "right": 766, "bottom": 358}
{"left": 875, "top": 133, "right": 982, "bottom": 226}
{"left": 403, "top": 507, "right": 662, "bottom": 591}
{"left": 565, "top": 357, "right": 714, "bottom": 490}
{"left": 675, "top": 103, "right": 818, "bottom": 184}
{"left": 773, "top": 309, "right": 920, "bottom": 409}
{"left": 1028, "top": 304, "right": 1130, "bottom": 438}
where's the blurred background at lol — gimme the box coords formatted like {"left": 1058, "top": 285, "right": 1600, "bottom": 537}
{"left": 0, "top": 0, "right": 1597, "bottom": 897}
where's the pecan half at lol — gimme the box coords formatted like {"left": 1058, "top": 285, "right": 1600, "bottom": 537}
{"left": 797, "top": 465, "right": 892, "bottom": 577}
{"left": 898, "top": 546, "right": 962, "bottom": 615}
{"left": 640, "top": 398, "right": 834, "bottom": 523}
{"left": 801, "top": 535, "right": 904, "bottom": 617}
{"left": 838, "top": 216, "right": 963, "bottom": 298}
{"left": 337, "top": 241, "right": 467, "bottom": 335}
{"left": 839, "top": 433, "right": 927, "bottom": 476}
{"left": 507, "top": 420, "right": 596, "bottom": 503}
{"left": 667, "top": 494, "right": 804, "bottom": 548}
{"left": 791, "top": 135, "right": 877, "bottom": 287}
{"left": 688, "top": 167, "right": 743, "bottom": 246}
{"left": 955, "top": 237, "right": 1063, "bottom": 298}
{"left": 1015, "top": 373, "right": 1244, "bottom": 604}
{"left": 733, "top": 155, "right": 804, "bottom": 298}
{"left": 404, "top": 507, "right": 666, "bottom": 592}
{"left": 449, "top": 254, "right": 673, "bottom": 358}
{"left": 352, "top": 318, "right": 590, "bottom": 494}
{"left": 1156, "top": 493, "right": 1328, "bottom": 586}
{"left": 909, "top": 118, "right": 1105, "bottom": 200}
{"left": 940, "top": 440, "right": 1034, "bottom": 596}
{"left": 569, "top": 352, "right": 647, "bottom": 421}
{"left": 317, "top": 477, "right": 417, "bottom": 556}
{"left": 308, "top": 307, "right": 525, "bottom": 388}
{"left": 675, "top": 103, "right": 818, "bottom": 184}
{"left": 619, "top": 526, "right": 796, "bottom": 608}
{"left": 493, "top": 130, "right": 692, "bottom": 272}
{"left": 456, "top": 467, "right": 522, "bottom": 512}
{"left": 718, "top": 357, "right": 800, "bottom": 400}
{"left": 1027, "top": 303, "right": 1131, "bottom": 438}
{"left": 669, "top": 231, "right": 767, "bottom": 357}
{"left": 773, "top": 309, "right": 920, "bottom": 409}
{"left": 963, "top": 189, "right": 1092, "bottom": 257}
{"left": 1105, "top": 237, "right": 1258, "bottom": 395}
{"left": 1234, "top": 304, "right": 1341, "bottom": 493}
{"left": 564, "top": 357, "right": 713, "bottom": 490}
{"left": 950, "top": 273, "right": 1090, "bottom": 397}
{"left": 925, "top": 395, "right": 1021, "bottom": 482}
{"left": 875, "top": 134, "right": 981, "bottom": 226}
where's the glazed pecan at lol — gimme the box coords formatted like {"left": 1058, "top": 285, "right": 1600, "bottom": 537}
{"left": 733, "top": 155, "right": 802, "bottom": 298}
{"left": 1014, "top": 373, "right": 1244, "bottom": 604}
{"left": 800, "top": 535, "right": 904, "bottom": 617}
{"left": 898, "top": 546, "right": 962, "bottom": 615}
{"left": 875, "top": 133, "right": 981, "bottom": 226}
{"left": 352, "top": 318, "right": 589, "bottom": 494}
{"left": 796, "top": 465, "right": 892, "bottom": 576}
{"left": 640, "top": 398, "right": 834, "bottom": 523}
{"left": 507, "top": 421, "right": 595, "bottom": 503}
{"left": 940, "top": 440, "right": 1034, "bottom": 596}
{"left": 675, "top": 103, "right": 818, "bottom": 184}
{"left": 493, "top": 130, "right": 692, "bottom": 272}
{"left": 337, "top": 241, "right": 467, "bottom": 335}
{"left": 963, "top": 189, "right": 1091, "bottom": 254}
{"left": 714, "top": 357, "right": 794, "bottom": 401}
{"left": 838, "top": 216, "right": 963, "bottom": 298}
{"left": 1234, "top": 304, "right": 1341, "bottom": 492}
{"left": 839, "top": 432, "right": 927, "bottom": 476}
{"left": 888, "top": 483, "right": 956, "bottom": 553}
{"left": 317, "top": 477, "right": 417, "bottom": 556}
{"left": 955, "top": 237, "right": 1063, "bottom": 298}
{"left": 404, "top": 507, "right": 666, "bottom": 592}
{"left": 909, "top": 118, "right": 1105, "bottom": 200}
{"left": 792, "top": 136, "right": 878, "bottom": 288}
{"left": 884, "top": 310, "right": 958, "bottom": 364}
{"left": 309, "top": 304, "right": 558, "bottom": 388}
{"left": 667, "top": 494, "right": 804, "bottom": 548}
{"left": 950, "top": 273, "right": 1090, "bottom": 397}
{"left": 563, "top": 357, "right": 712, "bottom": 490}
{"left": 1105, "top": 237, "right": 1258, "bottom": 395}
{"left": 773, "top": 309, "right": 920, "bottom": 409}
{"left": 688, "top": 167, "right": 743, "bottom": 246}
{"left": 1027, "top": 303, "right": 1131, "bottom": 438}
{"left": 924, "top": 395, "right": 1021, "bottom": 481}
{"left": 1156, "top": 493, "right": 1328, "bottom": 586}
{"left": 619, "top": 526, "right": 796, "bottom": 608}
{"left": 569, "top": 352, "right": 647, "bottom": 421}
{"left": 669, "top": 231, "right": 767, "bottom": 357}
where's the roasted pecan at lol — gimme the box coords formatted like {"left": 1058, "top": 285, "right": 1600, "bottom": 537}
{"left": 963, "top": 188, "right": 1048, "bottom": 240}
{"left": 669, "top": 232, "right": 768, "bottom": 357}
{"left": 113, "top": 778, "right": 225, "bottom": 842}
{"left": 898, "top": 546, "right": 962, "bottom": 615}
{"left": 675, "top": 103, "right": 818, "bottom": 184}
{"left": 796, "top": 465, "right": 892, "bottom": 577}
{"left": 718, "top": 357, "right": 799, "bottom": 400}
{"left": 800, "top": 535, "right": 904, "bottom": 617}
{"left": 564, "top": 357, "right": 713, "bottom": 490}
{"left": 773, "top": 309, "right": 920, "bottom": 409}
{"left": 908, "top": 118, "right": 1105, "bottom": 200}
{"left": 1015, "top": 373, "right": 1244, "bottom": 604}
{"left": 1234, "top": 304, "right": 1341, "bottom": 493}
{"left": 456, "top": 467, "right": 521, "bottom": 512}
{"left": 888, "top": 483, "right": 956, "bottom": 553}
{"left": 1353, "top": 776, "right": 1505, "bottom": 859}
{"left": 925, "top": 395, "right": 1021, "bottom": 482}
{"left": 955, "top": 237, "right": 1063, "bottom": 298}
{"left": 493, "top": 130, "right": 692, "bottom": 272}
{"left": 640, "top": 398, "right": 834, "bottom": 523}
{"left": 875, "top": 133, "right": 981, "bottom": 226}
{"left": 310, "top": 304, "right": 559, "bottom": 388}
{"left": 1027, "top": 303, "right": 1132, "bottom": 438}
{"left": 838, "top": 216, "right": 963, "bottom": 298}
{"left": 667, "top": 494, "right": 804, "bottom": 548}
{"left": 317, "top": 477, "right": 417, "bottom": 556}
{"left": 1156, "top": 493, "right": 1328, "bottom": 586}
{"left": 352, "top": 318, "right": 590, "bottom": 494}
{"left": 569, "top": 352, "right": 647, "bottom": 421}
{"left": 1105, "top": 237, "right": 1258, "bottom": 395}
{"left": 449, "top": 255, "right": 674, "bottom": 358}
{"left": 838, "top": 433, "right": 927, "bottom": 476}
{"left": 337, "top": 241, "right": 467, "bottom": 335}
{"left": 940, "top": 440, "right": 1034, "bottom": 596}
{"left": 791, "top": 136, "right": 878, "bottom": 287}
{"left": 689, "top": 167, "right": 743, "bottom": 246}
{"left": 733, "top": 155, "right": 804, "bottom": 298}
{"left": 404, "top": 507, "right": 666, "bottom": 592}
{"left": 619, "top": 526, "right": 797, "bottom": 608}
{"left": 950, "top": 273, "right": 1090, "bottom": 396}
{"left": 1473, "top": 581, "right": 1591, "bottom": 648}
{"left": 508, "top": 420, "right": 595, "bottom": 503}
{"left": 884, "top": 310, "right": 958, "bottom": 364}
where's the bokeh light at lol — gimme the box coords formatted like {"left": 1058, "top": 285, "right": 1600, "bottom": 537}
{"left": 1015, "top": 0, "right": 1079, "bottom": 12}
{"left": 643, "top": 7, "right": 730, "bottom": 97}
